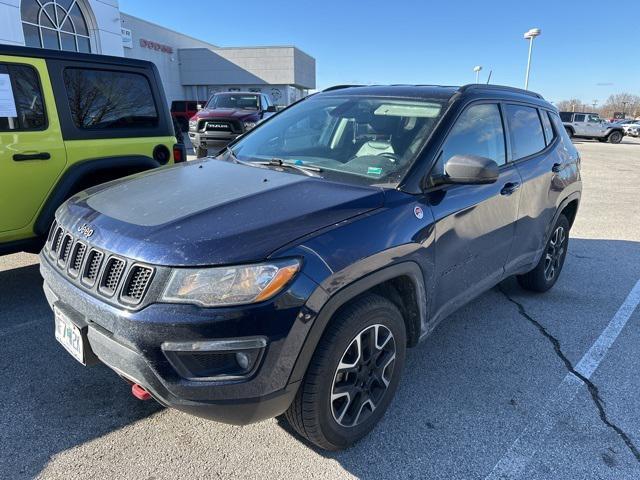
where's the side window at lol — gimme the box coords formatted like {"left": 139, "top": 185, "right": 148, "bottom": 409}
{"left": 63, "top": 68, "right": 158, "bottom": 130}
{"left": 540, "top": 110, "right": 555, "bottom": 145}
{"left": 504, "top": 104, "right": 546, "bottom": 160}
{"left": 438, "top": 103, "right": 506, "bottom": 171}
{"left": 0, "top": 64, "right": 46, "bottom": 131}
{"left": 573, "top": 114, "right": 585, "bottom": 122}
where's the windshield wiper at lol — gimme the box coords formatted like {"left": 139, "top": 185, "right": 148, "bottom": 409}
{"left": 253, "top": 158, "right": 323, "bottom": 177}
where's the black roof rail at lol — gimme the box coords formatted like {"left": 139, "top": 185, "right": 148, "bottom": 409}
{"left": 459, "top": 84, "right": 544, "bottom": 99}
{"left": 322, "top": 85, "right": 366, "bottom": 92}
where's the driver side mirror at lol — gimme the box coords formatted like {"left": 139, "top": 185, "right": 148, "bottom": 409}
{"left": 265, "top": 105, "right": 277, "bottom": 113}
{"left": 440, "top": 154, "right": 499, "bottom": 185}
{"left": 196, "top": 104, "right": 203, "bottom": 111}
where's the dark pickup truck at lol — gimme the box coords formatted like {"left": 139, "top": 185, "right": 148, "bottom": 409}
{"left": 188, "top": 92, "right": 277, "bottom": 157}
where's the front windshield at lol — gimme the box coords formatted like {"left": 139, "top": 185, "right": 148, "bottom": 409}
{"left": 228, "top": 95, "right": 446, "bottom": 186}
{"left": 207, "top": 94, "right": 260, "bottom": 110}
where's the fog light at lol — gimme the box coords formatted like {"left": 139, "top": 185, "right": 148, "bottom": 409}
{"left": 236, "top": 352, "right": 250, "bottom": 370}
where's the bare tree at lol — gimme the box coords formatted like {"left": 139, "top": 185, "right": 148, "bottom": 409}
{"left": 555, "top": 99, "right": 590, "bottom": 112}
{"left": 601, "top": 93, "right": 640, "bottom": 118}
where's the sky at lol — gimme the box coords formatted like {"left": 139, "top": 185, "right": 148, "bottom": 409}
{"left": 119, "top": 0, "right": 640, "bottom": 105}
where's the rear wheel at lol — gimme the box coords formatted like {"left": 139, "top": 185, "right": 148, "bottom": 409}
{"left": 285, "top": 294, "right": 406, "bottom": 450}
{"left": 608, "top": 131, "right": 623, "bottom": 144}
{"left": 517, "top": 214, "right": 570, "bottom": 292}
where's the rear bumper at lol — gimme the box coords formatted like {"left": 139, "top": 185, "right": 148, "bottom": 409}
{"left": 40, "top": 253, "right": 319, "bottom": 425}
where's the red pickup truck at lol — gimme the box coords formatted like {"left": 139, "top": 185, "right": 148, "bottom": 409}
{"left": 171, "top": 100, "right": 205, "bottom": 132}
{"left": 188, "top": 92, "right": 277, "bottom": 157}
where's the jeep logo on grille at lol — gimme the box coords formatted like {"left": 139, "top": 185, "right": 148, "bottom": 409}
{"left": 78, "top": 224, "right": 94, "bottom": 238}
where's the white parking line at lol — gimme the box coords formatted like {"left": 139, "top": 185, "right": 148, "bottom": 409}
{"left": 486, "top": 279, "right": 640, "bottom": 480}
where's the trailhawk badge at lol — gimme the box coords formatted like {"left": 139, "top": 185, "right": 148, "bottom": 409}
{"left": 414, "top": 206, "right": 424, "bottom": 219}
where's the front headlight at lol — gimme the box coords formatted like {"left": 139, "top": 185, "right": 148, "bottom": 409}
{"left": 243, "top": 121, "right": 257, "bottom": 131}
{"left": 189, "top": 120, "right": 197, "bottom": 131}
{"left": 161, "top": 259, "right": 300, "bottom": 307}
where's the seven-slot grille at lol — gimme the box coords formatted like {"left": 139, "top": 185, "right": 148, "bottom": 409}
{"left": 45, "top": 224, "right": 154, "bottom": 306}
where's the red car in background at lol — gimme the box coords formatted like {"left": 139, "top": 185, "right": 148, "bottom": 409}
{"left": 171, "top": 100, "right": 205, "bottom": 131}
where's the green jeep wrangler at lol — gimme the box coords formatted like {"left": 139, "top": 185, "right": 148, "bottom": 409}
{"left": 0, "top": 45, "right": 183, "bottom": 255}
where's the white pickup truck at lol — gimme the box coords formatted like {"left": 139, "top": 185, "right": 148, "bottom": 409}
{"left": 559, "top": 112, "right": 625, "bottom": 143}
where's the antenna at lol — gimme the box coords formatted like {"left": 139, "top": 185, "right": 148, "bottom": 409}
{"left": 486, "top": 70, "right": 493, "bottom": 84}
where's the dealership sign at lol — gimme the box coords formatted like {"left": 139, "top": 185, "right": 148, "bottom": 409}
{"left": 121, "top": 28, "right": 133, "bottom": 49}
{"left": 139, "top": 39, "right": 173, "bottom": 54}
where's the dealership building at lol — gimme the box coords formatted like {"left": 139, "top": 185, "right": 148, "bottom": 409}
{"left": 0, "top": 0, "right": 316, "bottom": 105}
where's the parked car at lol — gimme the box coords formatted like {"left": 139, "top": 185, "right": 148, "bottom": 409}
{"left": 170, "top": 100, "right": 204, "bottom": 132}
{"left": 0, "top": 45, "right": 184, "bottom": 256}
{"left": 623, "top": 122, "right": 640, "bottom": 137}
{"left": 41, "top": 84, "right": 581, "bottom": 450}
{"left": 188, "top": 92, "right": 277, "bottom": 157}
{"left": 559, "top": 111, "right": 624, "bottom": 143}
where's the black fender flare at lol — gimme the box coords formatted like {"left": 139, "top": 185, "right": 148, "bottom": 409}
{"left": 288, "top": 261, "right": 427, "bottom": 385}
{"left": 34, "top": 155, "right": 160, "bottom": 236}
{"left": 535, "top": 191, "right": 581, "bottom": 265}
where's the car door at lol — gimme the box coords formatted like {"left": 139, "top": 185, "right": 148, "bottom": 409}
{"left": 426, "top": 102, "right": 522, "bottom": 321}
{"left": 585, "top": 113, "right": 605, "bottom": 136}
{"left": 572, "top": 113, "right": 588, "bottom": 135}
{"left": 0, "top": 57, "right": 66, "bottom": 234}
{"left": 506, "top": 107, "right": 578, "bottom": 271}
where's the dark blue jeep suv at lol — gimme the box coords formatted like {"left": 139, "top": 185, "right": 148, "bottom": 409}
{"left": 40, "top": 84, "right": 581, "bottom": 450}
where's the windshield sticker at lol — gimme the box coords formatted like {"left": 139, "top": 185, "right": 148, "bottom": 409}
{"left": 0, "top": 73, "right": 17, "bottom": 118}
{"left": 367, "top": 167, "right": 383, "bottom": 176}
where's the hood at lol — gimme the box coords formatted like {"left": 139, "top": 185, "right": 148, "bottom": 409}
{"left": 196, "top": 108, "right": 259, "bottom": 121}
{"left": 58, "top": 160, "right": 384, "bottom": 266}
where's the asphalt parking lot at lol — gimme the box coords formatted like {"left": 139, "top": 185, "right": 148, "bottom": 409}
{"left": 1, "top": 137, "right": 639, "bottom": 480}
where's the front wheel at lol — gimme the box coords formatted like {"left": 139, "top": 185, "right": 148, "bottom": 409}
{"left": 608, "top": 131, "right": 623, "bottom": 144}
{"left": 285, "top": 294, "right": 406, "bottom": 450}
{"left": 517, "top": 214, "right": 570, "bottom": 292}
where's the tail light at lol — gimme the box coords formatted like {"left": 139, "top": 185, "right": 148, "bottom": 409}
{"left": 173, "top": 143, "right": 186, "bottom": 163}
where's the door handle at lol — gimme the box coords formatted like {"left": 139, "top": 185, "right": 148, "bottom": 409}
{"left": 13, "top": 152, "right": 51, "bottom": 161}
{"left": 500, "top": 182, "right": 521, "bottom": 196}
{"left": 552, "top": 163, "right": 562, "bottom": 173}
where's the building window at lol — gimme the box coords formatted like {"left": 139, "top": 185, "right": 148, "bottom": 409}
{"left": 21, "top": 0, "right": 91, "bottom": 53}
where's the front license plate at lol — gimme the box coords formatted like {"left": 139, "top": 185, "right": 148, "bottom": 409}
{"left": 54, "top": 308, "right": 85, "bottom": 364}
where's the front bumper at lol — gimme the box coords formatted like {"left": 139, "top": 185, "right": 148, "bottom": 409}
{"left": 189, "top": 130, "right": 241, "bottom": 149}
{"left": 40, "top": 252, "right": 320, "bottom": 425}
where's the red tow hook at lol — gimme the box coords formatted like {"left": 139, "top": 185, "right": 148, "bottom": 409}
{"left": 131, "top": 383, "right": 152, "bottom": 401}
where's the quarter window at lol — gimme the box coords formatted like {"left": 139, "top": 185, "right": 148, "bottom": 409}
{"left": 540, "top": 110, "right": 555, "bottom": 145}
{"left": 504, "top": 104, "right": 546, "bottom": 160}
{"left": 0, "top": 64, "right": 46, "bottom": 131}
{"left": 439, "top": 103, "right": 506, "bottom": 168}
{"left": 63, "top": 68, "right": 158, "bottom": 130}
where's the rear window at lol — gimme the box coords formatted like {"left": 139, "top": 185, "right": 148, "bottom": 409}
{"left": 0, "top": 63, "right": 46, "bottom": 131}
{"left": 505, "top": 104, "right": 546, "bottom": 160}
{"left": 64, "top": 68, "right": 158, "bottom": 130}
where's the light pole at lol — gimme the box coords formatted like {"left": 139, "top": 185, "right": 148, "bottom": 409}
{"left": 524, "top": 28, "right": 541, "bottom": 90}
{"left": 592, "top": 100, "right": 598, "bottom": 111}
{"left": 622, "top": 101, "right": 628, "bottom": 118}
{"left": 473, "top": 65, "right": 482, "bottom": 84}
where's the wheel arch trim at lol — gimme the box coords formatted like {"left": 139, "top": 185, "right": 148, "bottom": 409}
{"left": 288, "top": 261, "right": 427, "bottom": 385}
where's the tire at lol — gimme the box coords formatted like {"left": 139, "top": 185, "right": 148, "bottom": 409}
{"left": 196, "top": 145, "right": 208, "bottom": 158}
{"left": 565, "top": 127, "right": 574, "bottom": 139}
{"left": 608, "top": 131, "right": 623, "bottom": 144}
{"left": 517, "top": 214, "right": 570, "bottom": 292}
{"left": 285, "top": 294, "right": 406, "bottom": 450}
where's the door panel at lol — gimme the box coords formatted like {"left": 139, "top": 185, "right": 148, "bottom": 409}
{"left": 0, "top": 56, "right": 66, "bottom": 234}
{"left": 427, "top": 165, "right": 521, "bottom": 320}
